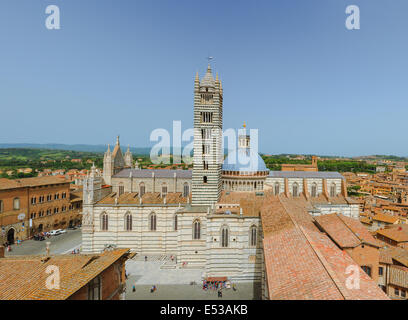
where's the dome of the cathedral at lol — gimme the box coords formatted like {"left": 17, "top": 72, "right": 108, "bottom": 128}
{"left": 222, "top": 149, "right": 269, "bottom": 173}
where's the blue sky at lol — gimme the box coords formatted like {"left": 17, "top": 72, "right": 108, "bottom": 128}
{"left": 0, "top": 0, "right": 407, "bottom": 156}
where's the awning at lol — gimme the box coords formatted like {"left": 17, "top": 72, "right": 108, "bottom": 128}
{"left": 206, "top": 277, "right": 227, "bottom": 282}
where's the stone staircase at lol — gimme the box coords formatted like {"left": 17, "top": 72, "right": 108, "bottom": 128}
{"left": 132, "top": 253, "right": 177, "bottom": 269}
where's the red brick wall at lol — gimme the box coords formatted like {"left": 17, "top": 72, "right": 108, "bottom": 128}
{"left": 0, "top": 187, "right": 29, "bottom": 241}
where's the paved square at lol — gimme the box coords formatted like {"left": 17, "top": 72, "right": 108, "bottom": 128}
{"left": 125, "top": 257, "right": 261, "bottom": 300}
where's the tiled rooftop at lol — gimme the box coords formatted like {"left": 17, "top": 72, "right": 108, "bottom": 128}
{"left": 0, "top": 249, "right": 130, "bottom": 300}
{"left": 0, "top": 176, "right": 69, "bottom": 191}
{"left": 97, "top": 192, "right": 190, "bottom": 205}
{"left": 261, "top": 195, "right": 388, "bottom": 300}
{"left": 314, "top": 213, "right": 381, "bottom": 249}
{"left": 112, "top": 169, "right": 192, "bottom": 179}
{"left": 376, "top": 225, "right": 408, "bottom": 243}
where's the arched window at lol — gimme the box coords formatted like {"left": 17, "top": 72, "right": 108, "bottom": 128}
{"left": 311, "top": 183, "right": 317, "bottom": 197}
{"left": 118, "top": 183, "right": 124, "bottom": 196}
{"left": 139, "top": 183, "right": 145, "bottom": 197}
{"left": 101, "top": 213, "right": 108, "bottom": 231}
{"left": 250, "top": 226, "right": 257, "bottom": 247}
{"left": 330, "top": 183, "right": 336, "bottom": 197}
{"left": 149, "top": 212, "right": 157, "bottom": 231}
{"left": 13, "top": 197, "right": 20, "bottom": 210}
{"left": 183, "top": 183, "right": 190, "bottom": 197}
{"left": 203, "top": 176, "right": 208, "bottom": 183}
{"left": 274, "top": 182, "right": 280, "bottom": 195}
{"left": 292, "top": 183, "right": 299, "bottom": 197}
{"left": 162, "top": 183, "right": 167, "bottom": 197}
{"left": 174, "top": 214, "right": 178, "bottom": 231}
{"left": 221, "top": 226, "right": 229, "bottom": 248}
{"left": 193, "top": 220, "right": 201, "bottom": 240}
{"left": 125, "top": 213, "right": 132, "bottom": 231}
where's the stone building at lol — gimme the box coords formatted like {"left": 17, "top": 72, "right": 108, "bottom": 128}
{"left": 81, "top": 65, "right": 374, "bottom": 292}
{"left": 0, "top": 176, "right": 82, "bottom": 244}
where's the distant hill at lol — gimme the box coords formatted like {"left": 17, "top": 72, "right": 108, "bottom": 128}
{"left": 0, "top": 143, "right": 151, "bottom": 155}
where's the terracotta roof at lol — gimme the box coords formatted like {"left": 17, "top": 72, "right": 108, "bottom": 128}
{"left": 218, "top": 191, "right": 269, "bottom": 217}
{"left": 360, "top": 217, "right": 373, "bottom": 225}
{"left": 261, "top": 195, "right": 388, "bottom": 300}
{"left": 0, "top": 249, "right": 130, "bottom": 300}
{"left": 379, "top": 246, "right": 408, "bottom": 266}
{"left": 314, "top": 214, "right": 361, "bottom": 248}
{"left": 315, "top": 213, "right": 381, "bottom": 248}
{"left": 372, "top": 213, "right": 400, "bottom": 224}
{"left": 376, "top": 225, "right": 408, "bottom": 243}
{"left": 0, "top": 178, "right": 21, "bottom": 190}
{"left": 97, "top": 192, "right": 190, "bottom": 205}
{"left": 0, "top": 177, "right": 69, "bottom": 191}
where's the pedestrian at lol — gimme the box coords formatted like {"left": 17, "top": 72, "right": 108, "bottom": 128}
{"left": 218, "top": 289, "right": 222, "bottom": 298}
{"left": 232, "top": 283, "right": 237, "bottom": 291}
{"left": 132, "top": 284, "right": 136, "bottom": 292}
{"left": 145, "top": 256, "right": 147, "bottom": 262}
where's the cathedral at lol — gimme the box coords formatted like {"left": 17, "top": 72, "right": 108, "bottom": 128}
{"left": 81, "top": 65, "right": 375, "bottom": 298}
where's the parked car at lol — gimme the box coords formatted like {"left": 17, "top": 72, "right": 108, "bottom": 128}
{"left": 33, "top": 234, "right": 45, "bottom": 241}
{"left": 58, "top": 229, "right": 67, "bottom": 234}
{"left": 68, "top": 226, "right": 77, "bottom": 230}
{"left": 49, "top": 230, "right": 61, "bottom": 236}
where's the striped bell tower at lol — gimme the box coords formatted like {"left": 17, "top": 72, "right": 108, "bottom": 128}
{"left": 192, "top": 64, "right": 223, "bottom": 206}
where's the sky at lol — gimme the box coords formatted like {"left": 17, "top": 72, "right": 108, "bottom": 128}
{"left": 0, "top": 0, "right": 407, "bottom": 157}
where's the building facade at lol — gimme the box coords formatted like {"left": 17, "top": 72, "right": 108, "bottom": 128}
{"left": 82, "top": 65, "right": 361, "bottom": 283}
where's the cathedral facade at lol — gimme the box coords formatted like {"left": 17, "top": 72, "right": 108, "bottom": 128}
{"left": 81, "top": 65, "right": 359, "bottom": 282}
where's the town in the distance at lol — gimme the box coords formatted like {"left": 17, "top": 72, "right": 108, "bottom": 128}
{"left": 0, "top": 65, "right": 407, "bottom": 300}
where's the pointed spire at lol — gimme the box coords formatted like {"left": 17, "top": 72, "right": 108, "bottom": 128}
{"left": 200, "top": 64, "right": 215, "bottom": 87}
{"left": 107, "top": 144, "right": 111, "bottom": 153}
{"left": 127, "top": 144, "right": 130, "bottom": 152}
{"left": 116, "top": 135, "right": 120, "bottom": 145}
{"left": 216, "top": 73, "right": 219, "bottom": 82}
{"left": 195, "top": 71, "right": 199, "bottom": 82}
